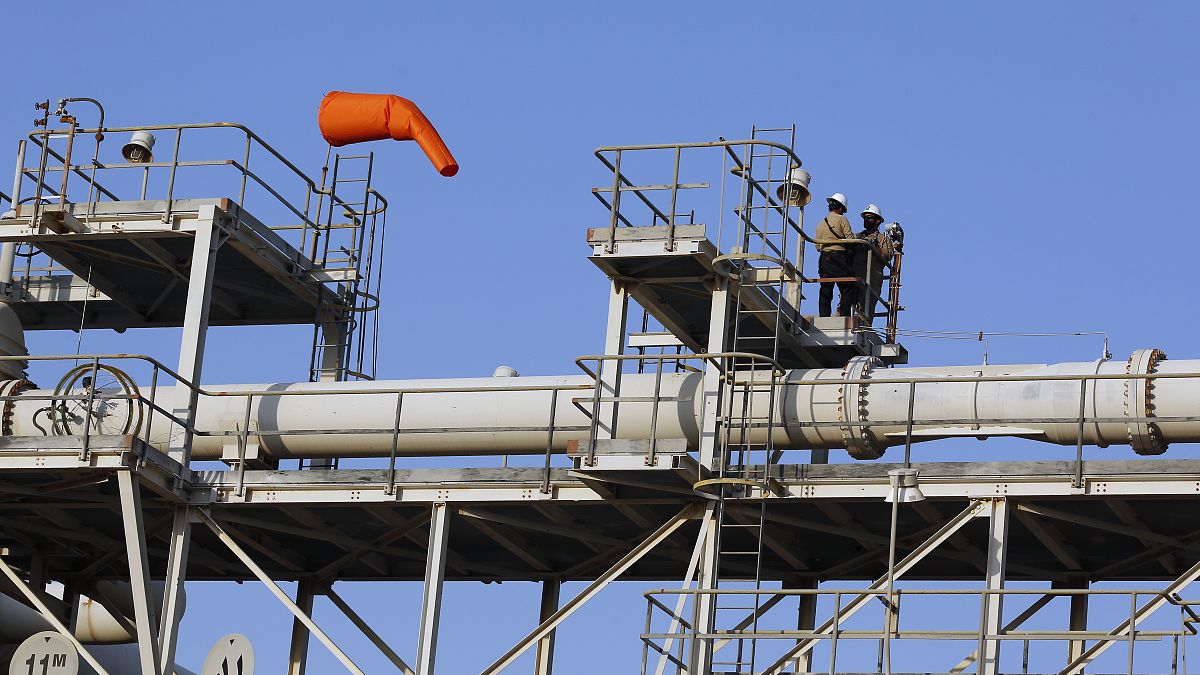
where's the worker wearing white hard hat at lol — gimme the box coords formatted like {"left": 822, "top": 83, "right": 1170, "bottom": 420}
{"left": 814, "top": 193, "right": 857, "bottom": 317}
{"left": 853, "top": 204, "right": 895, "bottom": 325}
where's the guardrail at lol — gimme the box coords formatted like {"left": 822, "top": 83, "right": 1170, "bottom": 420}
{"left": 641, "top": 586, "right": 1200, "bottom": 675}
{"left": 592, "top": 139, "right": 903, "bottom": 340}
{"left": 12, "top": 122, "right": 387, "bottom": 278}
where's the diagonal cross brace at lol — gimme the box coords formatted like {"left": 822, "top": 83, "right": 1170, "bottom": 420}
{"left": 482, "top": 504, "right": 700, "bottom": 674}
{"left": 196, "top": 509, "right": 367, "bottom": 675}
{"left": 1059, "top": 555, "right": 1200, "bottom": 675}
{"left": 760, "top": 499, "right": 987, "bottom": 675}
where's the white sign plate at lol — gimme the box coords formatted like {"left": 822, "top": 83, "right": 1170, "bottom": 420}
{"left": 201, "top": 634, "right": 254, "bottom": 675}
{"left": 8, "top": 632, "right": 78, "bottom": 675}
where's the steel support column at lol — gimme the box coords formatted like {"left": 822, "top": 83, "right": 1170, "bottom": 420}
{"left": 1055, "top": 577, "right": 1089, "bottom": 668}
{"left": 416, "top": 502, "right": 450, "bottom": 675}
{"left": 174, "top": 205, "right": 221, "bottom": 465}
{"left": 157, "top": 506, "right": 192, "bottom": 675}
{"left": 534, "top": 578, "right": 561, "bottom": 675}
{"left": 116, "top": 470, "right": 162, "bottom": 675}
{"left": 597, "top": 281, "right": 629, "bottom": 441}
{"left": 316, "top": 318, "right": 349, "bottom": 383}
{"left": 794, "top": 579, "right": 818, "bottom": 673}
{"left": 689, "top": 501, "right": 720, "bottom": 675}
{"left": 287, "top": 579, "right": 316, "bottom": 675}
{"left": 697, "top": 284, "right": 730, "bottom": 469}
{"left": 979, "top": 498, "right": 1010, "bottom": 675}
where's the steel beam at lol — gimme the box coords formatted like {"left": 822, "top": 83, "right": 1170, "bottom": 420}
{"left": 117, "top": 470, "right": 162, "bottom": 675}
{"left": 1107, "top": 499, "right": 1177, "bottom": 574}
{"left": 157, "top": 506, "right": 192, "bottom": 675}
{"left": 534, "top": 578, "right": 561, "bottom": 675}
{"left": 1016, "top": 509, "right": 1082, "bottom": 571}
{"left": 196, "top": 509, "right": 366, "bottom": 675}
{"left": 1016, "top": 502, "right": 1200, "bottom": 555}
{"left": 979, "top": 499, "right": 1009, "bottom": 675}
{"left": 325, "top": 586, "right": 416, "bottom": 675}
{"left": 416, "top": 502, "right": 450, "bottom": 675}
{"left": 315, "top": 510, "right": 431, "bottom": 581}
{"left": 482, "top": 504, "right": 698, "bottom": 674}
{"left": 761, "top": 499, "right": 986, "bottom": 675}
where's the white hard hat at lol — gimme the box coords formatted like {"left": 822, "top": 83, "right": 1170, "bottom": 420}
{"left": 861, "top": 203, "right": 883, "bottom": 219}
{"left": 827, "top": 193, "right": 848, "bottom": 210}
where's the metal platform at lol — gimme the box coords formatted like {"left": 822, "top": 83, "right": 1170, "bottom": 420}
{"left": 588, "top": 224, "right": 903, "bottom": 369}
{"left": 0, "top": 198, "right": 344, "bottom": 330}
{"left": 4, "top": 436, "right": 1200, "bottom": 585}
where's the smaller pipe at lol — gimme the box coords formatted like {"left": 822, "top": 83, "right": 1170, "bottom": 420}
{"left": 0, "top": 140, "right": 27, "bottom": 286}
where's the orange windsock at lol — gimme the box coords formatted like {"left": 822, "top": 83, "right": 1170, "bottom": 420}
{"left": 318, "top": 91, "right": 459, "bottom": 177}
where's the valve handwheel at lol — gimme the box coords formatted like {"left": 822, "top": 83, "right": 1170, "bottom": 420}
{"left": 51, "top": 363, "right": 143, "bottom": 437}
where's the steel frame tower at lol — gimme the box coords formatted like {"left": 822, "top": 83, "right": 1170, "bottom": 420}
{"left": 0, "top": 105, "right": 1197, "bottom": 675}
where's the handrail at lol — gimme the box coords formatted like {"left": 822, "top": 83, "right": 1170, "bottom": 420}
{"left": 591, "top": 138, "right": 902, "bottom": 334}
{"left": 5, "top": 351, "right": 1197, "bottom": 402}
{"left": 28, "top": 123, "right": 357, "bottom": 221}
{"left": 642, "top": 586, "right": 1192, "bottom": 674}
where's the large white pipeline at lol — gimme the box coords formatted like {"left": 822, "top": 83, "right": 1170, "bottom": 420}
{"left": 0, "top": 582, "right": 177, "bottom": 644}
{"left": 7, "top": 350, "right": 1193, "bottom": 460}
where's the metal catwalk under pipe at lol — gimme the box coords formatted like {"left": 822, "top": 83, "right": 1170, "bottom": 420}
{"left": 8, "top": 350, "right": 1193, "bottom": 459}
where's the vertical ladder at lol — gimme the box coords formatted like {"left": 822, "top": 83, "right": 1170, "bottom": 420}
{"left": 303, "top": 152, "right": 385, "bottom": 470}
{"left": 308, "top": 152, "right": 380, "bottom": 384}
{"left": 709, "top": 125, "right": 798, "bottom": 674}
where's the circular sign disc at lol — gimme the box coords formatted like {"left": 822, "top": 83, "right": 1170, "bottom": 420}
{"left": 8, "top": 631, "right": 78, "bottom": 675}
{"left": 201, "top": 634, "right": 254, "bottom": 675}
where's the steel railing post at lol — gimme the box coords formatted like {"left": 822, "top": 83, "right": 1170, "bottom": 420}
{"left": 541, "top": 389, "right": 558, "bottom": 494}
{"left": 1075, "top": 378, "right": 1088, "bottom": 488}
{"left": 161, "top": 129, "right": 181, "bottom": 224}
{"left": 387, "top": 391, "right": 404, "bottom": 495}
{"left": 79, "top": 357, "right": 100, "bottom": 460}
{"left": 236, "top": 394, "right": 252, "bottom": 497}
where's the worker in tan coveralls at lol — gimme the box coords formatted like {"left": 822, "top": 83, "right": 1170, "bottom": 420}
{"left": 815, "top": 192, "right": 856, "bottom": 317}
{"left": 853, "top": 203, "right": 895, "bottom": 325}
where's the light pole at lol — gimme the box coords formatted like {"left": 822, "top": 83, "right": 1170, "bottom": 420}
{"left": 884, "top": 468, "right": 925, "bottom": 675}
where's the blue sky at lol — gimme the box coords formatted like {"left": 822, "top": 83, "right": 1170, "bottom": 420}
{"left": 4, "top": 1, "right": 1200, "bottom": 672}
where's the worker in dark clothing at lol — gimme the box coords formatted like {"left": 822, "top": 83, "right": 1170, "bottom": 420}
{"left": 853, "top": 203, "right": 895, "bottom": 325}
{"left": 815, "top": 192, "right": 856, "bottom": 317}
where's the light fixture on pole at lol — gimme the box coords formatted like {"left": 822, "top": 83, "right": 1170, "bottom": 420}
{"left": 121, "top": 130, "right": 156, "bottom": 164}
{"left": 775, "top": 166, "right": 812, "bottom": 207}
{"left": 885, "top": 467, "right": 925, "bottom": 503}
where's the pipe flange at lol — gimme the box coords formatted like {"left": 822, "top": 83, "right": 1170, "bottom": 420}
{"left": 841, "top": 356, "right": 883, "bottom": 460}
{"left": 1125, "top": 348, "right": 1167, "bottom": 456}
{"left": 0, "top": 379, "right": 34, "bottom": 436}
